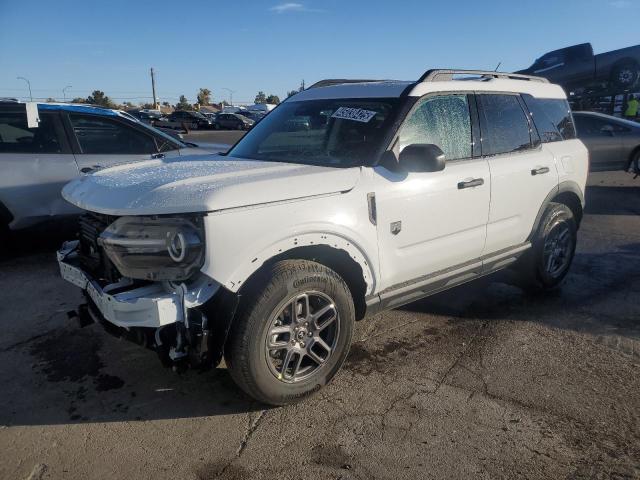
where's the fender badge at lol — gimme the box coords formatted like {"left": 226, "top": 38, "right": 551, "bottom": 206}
{"left": 390, "top": 221, "right": 401, "bottom": 235}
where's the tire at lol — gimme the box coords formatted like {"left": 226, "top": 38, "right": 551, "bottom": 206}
{"left": 0, "top": 223, "right": 11, "bottom": 258}
{"left": 519, "top": 202, "right": 577, "bottom": 290}
{"left": 628, "top": 149, "right": 640, "bottom": 175}
{"left": 237, "top": 123, "right": 244, "bottom": 130}
{"left": 214, "top": 123, "right": 220, "bottom": 130}
{"left": 611, "top": 61, "right": 640, "bottom": 88}
{"left": 225, "top": 260, "right": 355, "bottom": 405}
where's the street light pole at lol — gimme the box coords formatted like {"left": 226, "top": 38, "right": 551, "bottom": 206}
{"left": 17, "top": 76, "right": 32, "bottom": 101}
{"left": 222, "top": 88, "right": 236, "bottom": 106}
{"left": 63, "top": 85, "right": 72, "bottom": 102}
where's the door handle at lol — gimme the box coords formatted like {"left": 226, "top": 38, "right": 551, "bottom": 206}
{"left": 151, "top": 153, "right": 165, "bottom": 159}
{"left": 457, "top": 178, "right": 484, "bottom": 189}
{"left": 80, "top": 165, "right": 101, "bottom": 174}
{"left": 531, "top": 166, "right": 550, "bottom": 176}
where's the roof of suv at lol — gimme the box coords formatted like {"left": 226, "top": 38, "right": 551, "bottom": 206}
{"left": 290, "top": 75, "right": 567, "bottom": 102}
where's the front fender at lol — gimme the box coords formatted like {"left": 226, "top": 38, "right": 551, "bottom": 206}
{"left": 199, "top": 192, "right": 379, "bottom": 295}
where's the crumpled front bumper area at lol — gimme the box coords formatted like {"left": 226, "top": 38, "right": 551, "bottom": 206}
{"left": 57, "top": 240, "right": 220, "bottom": 329}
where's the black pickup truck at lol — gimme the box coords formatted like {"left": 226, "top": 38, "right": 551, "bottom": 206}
{"left": 517, "top": 43, "right": 640, "bottom": 91}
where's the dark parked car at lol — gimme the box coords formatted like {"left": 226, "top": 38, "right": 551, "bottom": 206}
{"left": 128, "top": 109, "right": 164, "bottom": 124}
{"left": 166, "top": 110, "right": 212, "bottom": 130}
{"left": 573, "top": 111, "right": 640, "bottom": 172}
{"left": 517, "top": 43, "right": 640, "bottom": 91}
{"left": 214, "top": 113, "right": 254, "bottom": 130}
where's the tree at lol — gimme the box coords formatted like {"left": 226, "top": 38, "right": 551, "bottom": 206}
{"left": 162, "top": 101, "right": 170, "bottom": 107}
{"left": 123, "top": 101, "right": 136, "bottom": 109}
{"left": 254, "top": 91, "right": 267, "bottom": 104}
{"left": 197, "top": 88, "right": 212, "bottom": 106}
{"left": 86, "top": 90, "right": 116, "bottom": 108}
{"left": 71, "top": 97, "right": 86, "bottom": 104}
{"left": 286, "top": 90, "right": 298, "bottom": 98}
{"left": 141, "top": 103, "right": 154, "bottom": 109}
{"left": 175, "top": 95, "right": 191, "bottom": 110}
{"left": 45, "top": 97, "right": 57, "bottom": 103}
{"left": 265, "top": 94, "right": 280, "bottom": 105}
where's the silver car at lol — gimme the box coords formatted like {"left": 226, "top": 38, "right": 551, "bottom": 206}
{"left": 573, "top": 111, "right": 640, "bottom": 172}
{"left": 0, "top": 101, "right": 213, "bottom": 243}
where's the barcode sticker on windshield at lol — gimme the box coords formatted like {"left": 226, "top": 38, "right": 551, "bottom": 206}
{"left": 331, "top": 107, "right": 377, "bottom": 123}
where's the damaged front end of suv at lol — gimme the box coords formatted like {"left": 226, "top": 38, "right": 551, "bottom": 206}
{"left": 58, "top": 211, "right": 238, "bottom": 371}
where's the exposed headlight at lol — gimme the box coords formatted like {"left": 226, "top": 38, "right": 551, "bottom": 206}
{"left": 98, "top": 216, "right": 205, "bottom": 281}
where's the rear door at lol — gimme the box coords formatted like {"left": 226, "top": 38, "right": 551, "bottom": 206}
{"left": 574, "top": 114, "right": 625, "bottom": 171}
{"left": 0, "top": 108, "right": 79, "bottom": 228}
{"left": 64, "top": 113, "right": 160, "bottom": 172}
{"left": 479, "top": 94, "right": 558, "bottom": 255}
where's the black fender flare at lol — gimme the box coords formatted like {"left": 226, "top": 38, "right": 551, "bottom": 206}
{"left": 527, "top": 181, "right": 584, "bottom": 241}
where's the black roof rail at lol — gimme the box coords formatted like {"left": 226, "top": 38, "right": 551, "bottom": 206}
{"left": 307, "top": 79, "right": 388, "bottom": 89}
{"left": 418, "top": 69, "right": 549, "bottom": 83}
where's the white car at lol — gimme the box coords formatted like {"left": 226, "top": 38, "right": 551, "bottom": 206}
{"left": 0, "top": 101, "right": 213, "bottom": 240}
{"left": 57, "top": 69, "right": 588, "bottom": 405}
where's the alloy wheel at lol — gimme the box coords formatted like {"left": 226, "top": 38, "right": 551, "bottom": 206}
{"left": 264, "top": 291, "right": 339, "bottom": 383}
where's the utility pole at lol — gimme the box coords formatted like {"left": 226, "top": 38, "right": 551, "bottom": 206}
{"left": 222, "top": 88, "right": 236, "bottom": 106}
{"left": 150, "top": 67, "right": 158, "bottom": 109}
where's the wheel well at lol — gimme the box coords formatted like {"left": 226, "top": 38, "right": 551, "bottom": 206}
{"left": 0, "top": 201, "right": 13, "bottom": 228}
{"left": 553, "top": 191, "right": 583, "bottom": 226}
{"left": 612, "top": 57, "right": 639, "bottom": 69}
{"left": 240, "top": 245, "right": 368, "bottom": 321}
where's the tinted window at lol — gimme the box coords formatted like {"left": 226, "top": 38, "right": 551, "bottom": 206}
{"left": 70, "top": 114, "right": 157, "bottom": 154}
{"left": 398, "top": 94, "right": 472, "bottom": 161}
{"left": 0, "top": 112, "right": 62, "bottom": 154}
{"left": 479, "top": 95, "right": 532, "bottom": 156}
{"left": 574, "top": 115, "right": 630, "bottom": 136}
{"left": 522, "top": 95, "right": 576, "bottom": 142}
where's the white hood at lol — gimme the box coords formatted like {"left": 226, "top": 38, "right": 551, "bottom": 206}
{"left": 62, "top": 154, "right": 361, "bottom": 216}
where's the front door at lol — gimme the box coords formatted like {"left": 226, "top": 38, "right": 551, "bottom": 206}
{"left": 574, "top": 114, "right": 624, "bottom": 171}
{"left": 65, "top": 113, "right": 159, "bottom": 173}
{"left": 373, "top": 93, "right": 490, "bottom": 292}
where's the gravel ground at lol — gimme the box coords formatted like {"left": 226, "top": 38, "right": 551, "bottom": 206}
{"left": 0, "top": 171, "right": 638, "bottom": 480}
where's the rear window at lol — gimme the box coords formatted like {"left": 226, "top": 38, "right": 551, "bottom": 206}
{"left": 522, "top": 95, "right": 576, "bottom": 142}
{"left": 0, "top": 112, "right": 62, "bottom": 154}
{"left": 478, "top": 94, "right": 533, "bottom": 156}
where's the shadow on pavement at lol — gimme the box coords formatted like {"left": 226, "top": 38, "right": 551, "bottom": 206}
{"left": 584, "top": 185, "right": 640, "bottom": 216}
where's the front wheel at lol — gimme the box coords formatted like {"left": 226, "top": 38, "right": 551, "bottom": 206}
{"left": 225, "top": 260, "right": 355, "bottom": 405}
{"left": 519, "top": 202, "right": 577, "bottom": 290}
{"left": 628, "top": 150, "right": 640, "bottom": 175}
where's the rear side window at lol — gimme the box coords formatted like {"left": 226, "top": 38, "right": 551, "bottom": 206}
{"left": 478, "top": 95, "right": 532, "bottom": 156}
{"left": 522, "top": 95, "right": 576, "bottom": 142}
{"left": 0, "top": 112, "right": 62, "bottom": 154}
{"left": 69, "top": 114, "right": 157, "bottom": 154}
{"left": 398, "top": 94, "right": 472, "bottom": 161}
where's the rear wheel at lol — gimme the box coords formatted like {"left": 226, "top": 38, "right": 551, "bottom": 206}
{"left": 611, "top": 61, "right": 640, "bottom": 88}
{"left": 225, "top": 260, "right": 355, "bottom": 405}
{"left": 0, "top": 223, "right": 11, "bottom": 257}
{"left": 519, "top": 202, "right": 577, "bottom": 290}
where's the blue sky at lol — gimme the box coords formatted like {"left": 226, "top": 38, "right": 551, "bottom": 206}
{"left": 0, "top": 0, "right": 636, "bottom": 105}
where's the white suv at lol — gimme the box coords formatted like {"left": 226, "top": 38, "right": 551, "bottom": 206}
{"left": 57, "top": 70, "right": 588, "bottom": 405}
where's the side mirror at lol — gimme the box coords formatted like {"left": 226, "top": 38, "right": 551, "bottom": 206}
{"left": 398, "top": 144, "right": 446, "bottom": 173}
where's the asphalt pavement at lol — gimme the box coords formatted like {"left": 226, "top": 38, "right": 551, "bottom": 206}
{"left": 0, "top": 171, "right": 638, "bottom": 480}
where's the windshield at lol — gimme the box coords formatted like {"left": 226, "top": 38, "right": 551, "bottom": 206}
{"left": 227, "top": 98, "right": 399, "bottom": 167}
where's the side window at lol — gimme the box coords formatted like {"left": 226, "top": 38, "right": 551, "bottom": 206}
{"left": 398, "top": 94, "right": 472, "bottom": 161}
{"left": 522, "top": 95, "right": 576, "bottom": 142}
{"left": 69, "top": 114, "right": 157, "bottom": 154}
{"left": 0, "top": 112, "right": 62, "bottom": 154}
{"left": 479, "top": 95, "right": 532, "bottom": 156}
